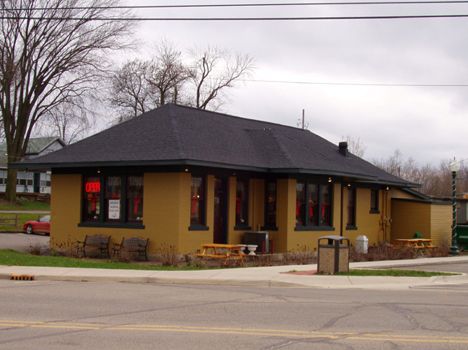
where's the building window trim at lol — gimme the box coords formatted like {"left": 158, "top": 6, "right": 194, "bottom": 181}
{"left": 370, "top": 188, "right": 380, "bottom": 214}
{"left": 189, "top": 175, "right": 207, "bottom": 230}
{"left": 346, "top": 186, "right": 357, "bottom": 229}
{"left": 81, "top": 174, "right": 143, "bottom": 227}
{"left": 296, "top": 179, "right": 334, "bottom": 230}
{"left": 235, "top": 178, "right": 250, "bottom": 228}
{"left": 263, "top": 179, "right": 277, "bottom": 230}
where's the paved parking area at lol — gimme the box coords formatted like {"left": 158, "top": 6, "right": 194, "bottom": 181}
{"left": 0, "top": 233, "right": 49, "bottom": 253}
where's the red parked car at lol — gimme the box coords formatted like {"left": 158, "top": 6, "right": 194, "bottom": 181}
{"left": 23, "top": 215, "right": 50, "bottom": 235}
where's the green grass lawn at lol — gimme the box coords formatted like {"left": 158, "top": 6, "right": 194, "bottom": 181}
{"left": 0, "top": 199, "right": 50, "bottom": 231}
{"left": 0, "top": 213, "right": 45, "bottom": 232}
{"left": 0, "top": 199, "right": 50, "bottom": 211}
{"left": 0, "top": 249, "right": 202, "bottom": 270}
{"left": 336, "top": 269, "right": 458, "bottom": 277}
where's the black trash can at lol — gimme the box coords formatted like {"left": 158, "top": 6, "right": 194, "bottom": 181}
{"left": 317, "top": 235, "right": 350, "bottom": 275}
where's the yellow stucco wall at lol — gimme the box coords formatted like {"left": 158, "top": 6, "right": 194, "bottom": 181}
{"left": 343, "top": 188, "right": 384, "bottom": 247}
{"left": 51, "top": 171, "right": 416, "bottom": 255}
{"left": 430, "top": 204, "right": 451, "bottom": 247}
{"left": 391, "top": 200, "right": 431, "bottom": 240}
{"left": 391, "top": 188, "right": 417, "bottom": 200}
{"left": 51, "top": 172, "right": 194, "bottom": 255}
{"left": 50, "top": 174, "right": 82, "bottom": 252}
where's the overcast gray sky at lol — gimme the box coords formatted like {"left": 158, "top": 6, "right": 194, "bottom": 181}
{"left": 120, "top": 0, "right": 468, "bottom": 165}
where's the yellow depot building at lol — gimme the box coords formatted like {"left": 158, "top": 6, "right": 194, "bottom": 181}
{"left": 15, "top": 104, "right": 451, "bottom": 255}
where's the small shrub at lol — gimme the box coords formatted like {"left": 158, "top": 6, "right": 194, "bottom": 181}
{"left": 191, "top": 257, "right": 207, "bottom": 269}
{"left": 283, "top": 245, "right": 316, "bottom": 265}
{"left": 428, "top": 242, "right": 449, "bottom": 257}
{"left": 255, "top": 254, "right": 273, "bottom": 267}
{"left": 157, "top": 243, "right": 178, "bottom": 266}
{"left": 350, "top": 242, "right": 419, "bottom": 262}
{"left": 183, "top": 254, "right": 193, "bottom": 266}
{"left": 28, "top": 244, "right": 43, "bottom": 256}
{"left": 49, "top": 249, "right": 65, "bottom": 257}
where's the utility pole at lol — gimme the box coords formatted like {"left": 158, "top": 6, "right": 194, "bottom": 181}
{"left": 302, "top": 109, "right": 305, "bottom": 129}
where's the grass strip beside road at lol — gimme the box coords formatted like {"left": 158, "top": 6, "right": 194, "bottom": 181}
{"left": 337, "top": 269, "right": 458, "bottom": 277}
{"left": 0, "top": 250, "right": 202, "bottom": 271}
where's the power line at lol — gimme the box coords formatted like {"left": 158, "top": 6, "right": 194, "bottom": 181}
{"left": 241, "top": 78, "right": 468, "bottom": 87}
{"left": 2, "top": 13, "right": 468, "bottom": 21}
{"left": 9, "top": 1, "right": 468, "bottom": 10}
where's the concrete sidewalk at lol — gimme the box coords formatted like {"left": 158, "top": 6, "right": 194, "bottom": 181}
{"left": 1, "top": 256, "right": 467, "bottom": 289}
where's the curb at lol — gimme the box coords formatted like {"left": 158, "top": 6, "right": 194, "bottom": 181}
{"left": 2, "top": 270, "right": 467, "bottom": 289}
{"left": 0, "top": 272, "right": 301, "bottom": 287}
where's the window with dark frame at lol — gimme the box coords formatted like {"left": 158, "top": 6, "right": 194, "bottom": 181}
{"left": 82, "top": 174, "right": 143, "bottom": 224}
{"left": 127, "top": 176, "right": 144, "bottom": 222}
{"left": 370, "top": 188, "right": 379, "bottom": 213}
{"left": 319, "top": 184, "right": 332, "bottom": 226}
{"left": 105, "top": 176, "right": 122, "bottom": 222}
{"left": 307, "top": 183, "right": 319, "bottom": 226}
{"left": 296, "top": 180, "right": 333, "bottom": 228}
{"left": 190, "top": 176, "right": 206, "bottom": 226}
{"left": 296, "top": 181, "right": 306, "bottom": 226}
{"left": 83, "top": 176, "right": 101, "bottom": 222}
{"left": 347, "top": 187, "right": 356, "bottom": 228}
{"left": 264, "top": 180, "right": 277, "bottom": 229}
{"left": 235, "top": 179, "right": 249, "bottom": 227}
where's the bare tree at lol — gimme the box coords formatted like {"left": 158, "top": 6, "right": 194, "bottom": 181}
{"left": 373, "top": 150, "right": 405, "bottom": 177}
{"left": 109, "top": 43, "right": 187, "bottom": 122}
{"left": 109, "top": 59, "right": 154, "bottom": 122}
{"left": 146, "top": 42, "right": 187, "bottom": 107}
{"left": 0, "top": 0, "right": 132, "bottom": 201}
{"left": 108, "top": 44, "right": 254, "bottom": 120}
{"left": 37, "top": 98, "right": 94, "bottom": 144}
{"left": 187, "top": 47, "right": 254, "bottom": 110}
{"left": 345, "top": 135, "right": 366, "bottom": 158}
{"left": 372, "top": 150, "right": 468, "bottom": 197}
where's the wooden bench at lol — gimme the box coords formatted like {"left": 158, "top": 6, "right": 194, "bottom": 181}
{"left": 113, "top": 237, "right": 149, "bottom": 261}
{"left": 76, "top": 234, "right": 111, "bottom": 258}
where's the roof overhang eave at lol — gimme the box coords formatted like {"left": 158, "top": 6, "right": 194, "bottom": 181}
{"left": 10, "top": 159, "right": 269, "bottom": 172}
{"left": 11, "top": 160, "right": 416, "bottom": 188}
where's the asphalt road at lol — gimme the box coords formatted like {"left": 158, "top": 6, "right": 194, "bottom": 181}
{"left": 0, "top": 280, "right": 467, "bottom": 349}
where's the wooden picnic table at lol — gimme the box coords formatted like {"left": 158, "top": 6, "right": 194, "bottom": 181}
{"left": 393, "top": 239, "right": 436, "bottom": 250}
{"left": 197, "top": 243, "right": 245, "bottom": 261}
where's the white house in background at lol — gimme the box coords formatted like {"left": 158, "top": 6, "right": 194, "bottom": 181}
{"left": 0, "top": 137, "right": 65, "bottom": 194}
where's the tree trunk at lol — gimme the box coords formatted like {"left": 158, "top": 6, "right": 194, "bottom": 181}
{"left": 5, "top": 143, "right": 22, "bottom": 203}
{"left": 5, "top": 167, "right": 18, "bottom": 203}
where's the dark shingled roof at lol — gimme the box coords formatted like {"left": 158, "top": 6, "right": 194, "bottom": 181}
{"left": 15, "top": 104, "right": 413, "bottom": 187}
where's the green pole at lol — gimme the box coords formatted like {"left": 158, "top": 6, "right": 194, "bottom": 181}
{"left": 450, "top": 170, "right": 459, "bottom": 256}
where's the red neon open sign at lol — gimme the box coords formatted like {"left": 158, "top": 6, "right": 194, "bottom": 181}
{"left": 85, "top": 181, "right": 101, "bottom": 193}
